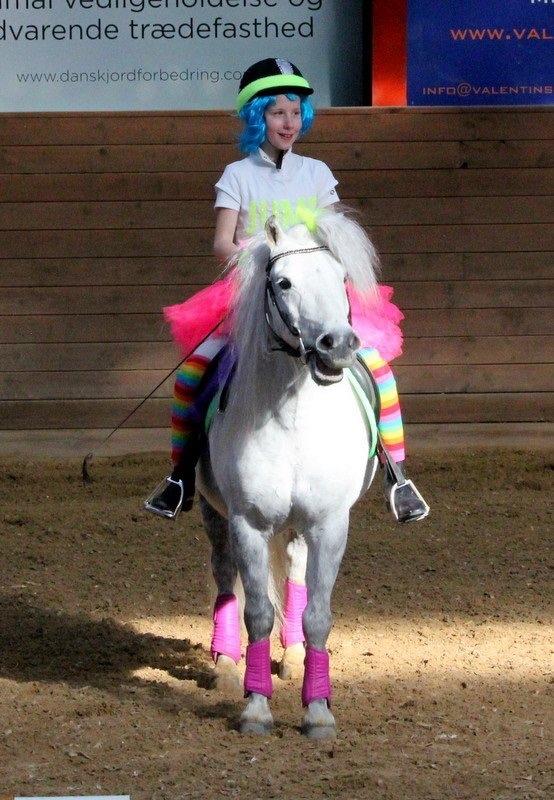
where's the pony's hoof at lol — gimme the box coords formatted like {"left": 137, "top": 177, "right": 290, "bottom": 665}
{"left": 302, "top": 699, "right": 336, "bottom": 739}
{"left": 239, "top": 719, "right": 273, "bottom": 736}
{"left": 213, "top": 655, "right": 242, "bottom": 693}
{"left": 301, "top": 723, "right": 337, "bottom": 740}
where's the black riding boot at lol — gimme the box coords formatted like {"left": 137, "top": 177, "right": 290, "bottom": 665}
{"left": 144, "top": 434, "right": 201, "bottom": 519}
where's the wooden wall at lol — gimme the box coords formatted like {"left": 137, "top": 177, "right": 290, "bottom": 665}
{"left": 0, "top": 108, "right": 552, "bottom": 457}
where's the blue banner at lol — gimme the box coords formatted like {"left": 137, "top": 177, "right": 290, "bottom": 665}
{"left": 408, "top": 0, "right": 553, "bottom": 106}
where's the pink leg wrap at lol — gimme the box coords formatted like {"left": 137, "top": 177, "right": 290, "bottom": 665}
{"left": 211, "top": 593, "right": 241, "bottom": 664}
{"left": 244, "top": 638, "right": 273, "bottom": 698}
{"left": 302, "top": 646, "right": 332, "bottom": 707}
{"left": 280, "top": 579, "right": 308, "bottom": 648}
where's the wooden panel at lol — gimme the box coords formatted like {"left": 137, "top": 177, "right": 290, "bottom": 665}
{"left": 0, "top": 256, "right": 219, "bottom": 286}
{"left": 1, "top": 196, "right": 552, "bottom": 230}
{"left": 395, "top": 364, "right": 551, "bottom": 393}
{"left": 0, "top": 107, "right": 551, "bottom": 444}
{"left": 399, "top": 336, "right": 554, "bottom": 366}
{"left": 2, "top": 336, "right": 551, "bottom": 371}
{"left": 1, "top": 363, "right": 551, "bottom": 401}
{"left": 393, "top": 280, "right": 553, "bottom": 309}
{"left": 1, "top": 393, "right": 552, "bottom": 429}
{"left": 0, "top": 286, "right": 192, "bottom": 314}
{"left": 0, "top": 342, "right": 179, "bottom": 371}
{"left": 1, "top": 140, "right": 550, "bottom": 174}
{"left": 402, "top": 308, "right": 554, "bottom": 337}
{"left": 1, "top": 108, "right": 552, "bottom": 145}
{"left": 338, "top": 169, "right": 554, "bottom": 199}
{"left": 403, "top": 393, "right": 553, "bottom": 424}
{"left": 1, "top": 308, "right": 551, "bottom": 344}
{"left": 382, "top": 252, "right": 554, "bottom": 282}
{"left": 2, "top": 169, "right": 552, "bottom": 203}
{"left": 1, "top": 280, "right": 549, "bottom": 316}
{"left": 0, "top": 370, "right": 174, "bottom": 400}
{"left": 1, "top": 251, "right": 551, "bottom": 287}
{"left": 2, "top": 225, "right": 552, "bottom": 259}
{"left": 0, "top": 200, "right": 215, "bottom": 230}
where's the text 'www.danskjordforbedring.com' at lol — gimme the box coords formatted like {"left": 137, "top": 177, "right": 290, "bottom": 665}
{"left": 15, "top": 66, "right": 242, "bottom": 84}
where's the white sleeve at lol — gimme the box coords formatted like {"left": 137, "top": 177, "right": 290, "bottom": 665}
{"left": 316, "top": 161, "right": 339, "bottom": 208}
{"left": 214, "top": 165, "right": 241, "bottom": 211}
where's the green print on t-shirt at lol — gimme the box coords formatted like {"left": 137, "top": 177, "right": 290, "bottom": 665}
{"left": 246, "top": 196, "right": 318, "bottom": 235}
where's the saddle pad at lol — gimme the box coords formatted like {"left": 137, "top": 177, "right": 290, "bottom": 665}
{"left": 345, "top": 368, "right": 378, "bottom": 459}
{"left": 205, "top": 386, "right": 224, "bottom": 435}
{"left": 205, "top": 368, "right": 378, "bottom": 460}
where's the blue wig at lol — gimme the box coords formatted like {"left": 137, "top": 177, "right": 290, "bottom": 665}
{"left": 238, "top": 93, "right": 315, "bottom": 154}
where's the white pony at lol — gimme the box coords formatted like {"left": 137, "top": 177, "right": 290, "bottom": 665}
{"left": 197, "top": 210, "right": 380, "bottom": 739}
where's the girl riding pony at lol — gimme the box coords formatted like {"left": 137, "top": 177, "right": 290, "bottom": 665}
{"left": 145, "top": 58, "right": 429, "bottom": 525}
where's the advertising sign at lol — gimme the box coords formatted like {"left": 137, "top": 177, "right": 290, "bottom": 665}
{"left": 0, "top": 0, "right": 362, "bottom": 111}
{"left": 407, "top": 0, "right": 553, "bottom": 106}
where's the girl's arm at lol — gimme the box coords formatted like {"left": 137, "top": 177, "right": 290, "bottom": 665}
{"left": 213, "top": 207, "right": 240, "bottom": 264}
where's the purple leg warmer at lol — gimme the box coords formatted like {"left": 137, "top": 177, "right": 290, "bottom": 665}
{"left": 302, "top": 646, "right": 332, "bottom": 707}
{"left": 280, "top": 579, "right": 308, "bottom": 648}
{"left": 211, "top": 593, "right": 241, "bottom": 664}
{"left": 244, "top": 638, "right": 273, "bottom": 698}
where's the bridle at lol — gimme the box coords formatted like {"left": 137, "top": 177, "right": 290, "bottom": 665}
{"left": 264, "top": 245, "right": 351, "bottom": 362}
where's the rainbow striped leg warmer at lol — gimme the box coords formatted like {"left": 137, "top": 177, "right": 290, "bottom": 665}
{"left": 171, "top": 336, "right": 227, "bottom": 464}
{"left": 358, "top": 346, "right": 406, "bottom": 463}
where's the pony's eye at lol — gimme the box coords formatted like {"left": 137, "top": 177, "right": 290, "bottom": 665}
{"left": 278, "top": 278, "right": 292, "bottom": 290}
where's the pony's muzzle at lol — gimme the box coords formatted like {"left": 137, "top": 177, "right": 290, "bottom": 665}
{"left": 315, "top": 328, "right": 360, "bottom": 368}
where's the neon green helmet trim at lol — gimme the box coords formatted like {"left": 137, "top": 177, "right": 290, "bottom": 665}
{"left": 236, "top": 74, "right": 312, "bottom": 112}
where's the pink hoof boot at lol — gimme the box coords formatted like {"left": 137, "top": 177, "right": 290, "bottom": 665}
{"left": 244, "top": 638, "right": 273, "bottom": 698}
{"left": 280, "top": 579, "right": 308, "bottom": 648}
{"left": 302, "top": 646, "right": 332, "bottom": 707}
{"left": 211, "top": 593, "right": 241, "bottom": 664}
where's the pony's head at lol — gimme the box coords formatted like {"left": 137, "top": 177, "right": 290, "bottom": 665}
{"left": 232, "top": 208, "right": 380, "bottom": 386}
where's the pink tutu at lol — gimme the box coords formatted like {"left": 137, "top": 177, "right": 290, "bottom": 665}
{"left": 164, "top": 271, "right": 403, "bottom": 363}
{"left": 164, "top": 273, "right": 235, "bottom": 356}
{"left": 347, "top": 283, "right": 404, "bottom": 362}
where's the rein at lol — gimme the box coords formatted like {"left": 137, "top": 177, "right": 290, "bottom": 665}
{"left": 265, "top": 245, "right": 330, "bottom": 361}
{"left": 265, "top": 245, "right": 354, "bottom": 362}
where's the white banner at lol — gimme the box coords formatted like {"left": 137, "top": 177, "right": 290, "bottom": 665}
{"left": 0, "top": 0, "right": 363, "bottom": 110}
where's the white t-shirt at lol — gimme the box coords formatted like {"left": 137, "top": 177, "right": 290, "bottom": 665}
{"left": 215, "top": 148, "right": 339, "bottom": 241}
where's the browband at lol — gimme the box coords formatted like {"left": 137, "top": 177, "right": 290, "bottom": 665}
{"left": 267, "top": 245, "right": 330, "bottom": 271}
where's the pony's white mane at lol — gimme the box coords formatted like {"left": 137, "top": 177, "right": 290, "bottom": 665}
{"left": 226, "top": 208, "right": 381, "bottom": 425}
{"left": 314, "top": 207, "right": 380, "bottom": 296}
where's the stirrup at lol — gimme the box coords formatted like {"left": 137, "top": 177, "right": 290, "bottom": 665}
{"left": 144, "top": 476, "right": 185, "bottom": 520}
{"left": 389, "top": 479, "right": 430, "bottom": 524}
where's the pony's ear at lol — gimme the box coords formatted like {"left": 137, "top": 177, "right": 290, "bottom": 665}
{"left": 265, "top": 215, "right": 284, "bottom": 246}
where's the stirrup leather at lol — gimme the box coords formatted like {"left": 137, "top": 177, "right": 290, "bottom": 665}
{"left": 144, "top": 476, "right": 185, "bottom": 520}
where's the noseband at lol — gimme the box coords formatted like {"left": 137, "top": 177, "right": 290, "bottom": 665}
{"left": 265, "top": 245, "right": 351, "bottom": 362}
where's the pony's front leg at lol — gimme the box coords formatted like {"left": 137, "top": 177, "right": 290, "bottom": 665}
{"left": 279, "top": 532, "right": 308, "bottom": 680}
{"left": 301, "top": 511, "right": 349, "bottom": 740}
{"left": 199, "top": 497, "right": 241, "bottom": 691}
{"left": 230, "top": 514, "right": 274, "bottom": 735}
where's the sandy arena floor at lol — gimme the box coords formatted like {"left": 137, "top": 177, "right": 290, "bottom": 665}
{"left": 0, "top": 450, "right": 551, "bottom": 800}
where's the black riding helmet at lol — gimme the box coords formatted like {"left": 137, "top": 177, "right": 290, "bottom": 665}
{"left": 236, "top": 58, "right": 313, "bottom": 112}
